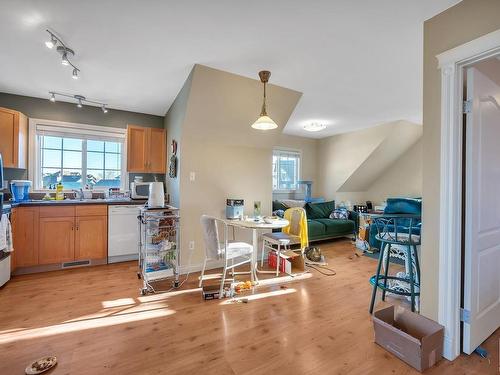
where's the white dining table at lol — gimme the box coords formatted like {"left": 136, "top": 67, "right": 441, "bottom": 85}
{"left": 223, "top": 218, "right": 289, "bottom": 282}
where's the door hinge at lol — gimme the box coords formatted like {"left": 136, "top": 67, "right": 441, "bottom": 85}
{"left": 463, "top": 100, "right": 472, "bottom": 114}
{"left": 460, "top": 308, "right": 471, "bottom": 324}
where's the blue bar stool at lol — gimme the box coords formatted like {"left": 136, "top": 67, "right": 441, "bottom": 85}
{"left": 369, "top": 214, "right": 421, "bottom": 313}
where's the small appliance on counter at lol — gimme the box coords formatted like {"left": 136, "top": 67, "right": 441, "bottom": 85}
{"left": 148, "top": 182, "right": 165, "bottom": 208}
{"left": 226, "top": 199, "right": 244, "bottom": 219}
{"left": 130, "top": 181, "right": 151, "bottom": 199}
{"left": 9, "top": 180, "right": 32, "bottom": 202}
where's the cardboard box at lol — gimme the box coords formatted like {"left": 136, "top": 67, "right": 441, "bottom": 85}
{"left": 359, "top": 225, "right": 370, "bottom": 241}
{"left": 268, "top": 250, "right": 305, "bottom": 275}
{"left": 372, "top": 305, "right": 444, "bottom": 372}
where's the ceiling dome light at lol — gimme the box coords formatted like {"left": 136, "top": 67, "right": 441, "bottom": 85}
{"left": 49, "top": 93, "right": 56, "bottom": 102}
{"left": 101, "top": 105, "right": 108, "bottom": 114}
{"left": 72, "top": 68, "right": 79, "bottom": 80}
{"left": 303, "top": 122, "right": 327, "bottom": 132}
{"left": 251, "top": 70, "right": 278, "bottom": 130}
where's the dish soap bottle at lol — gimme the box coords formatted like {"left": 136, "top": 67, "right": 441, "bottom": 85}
{"left": 55, "top": 182, "right": 64, "bottom": 201}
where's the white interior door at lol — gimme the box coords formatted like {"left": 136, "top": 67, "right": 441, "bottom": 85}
{"left": 463, "top": 66, "right": 500, "bottom": 354}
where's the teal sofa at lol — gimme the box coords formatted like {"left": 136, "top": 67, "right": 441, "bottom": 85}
{"left": 272, "top": 200, "right": 358, "bottom": 242}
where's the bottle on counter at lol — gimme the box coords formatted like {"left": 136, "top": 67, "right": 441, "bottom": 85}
{"left": 55, "top": 182, "right": 64, "bottom": 201}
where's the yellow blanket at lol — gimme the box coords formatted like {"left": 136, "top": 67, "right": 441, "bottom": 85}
{"left": 282, "top": 207, "right": 309, "bottom": 250}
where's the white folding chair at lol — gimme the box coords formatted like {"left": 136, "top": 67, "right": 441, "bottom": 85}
{"left": 199, "top": 215, "right": 253, "bottom": 298}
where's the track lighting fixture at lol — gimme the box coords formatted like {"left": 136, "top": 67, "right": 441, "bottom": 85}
{"left": 45, "top": 30, "right": 81, "bottom": 79}
{"left": 48, "top": 92, "right": 109, "bottom": 113}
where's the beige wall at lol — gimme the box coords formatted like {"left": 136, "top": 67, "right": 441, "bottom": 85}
{"left": 365, "top": 138, "right": 422, "bottom": 205}
{"left": 164, "top": 65, "right": 318, "bottom": 267}
{"left": 317, "top": 121, "right": 422, "bottom": 206}
{"left": 421, "top": 0, "right": 500, "bottom": 320}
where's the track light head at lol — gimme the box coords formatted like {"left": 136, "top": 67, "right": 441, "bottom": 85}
{"left": 49, "top": 93, "right": 56, "bottom": 102}
{"left": 74, "top": 95, "right": 85, "bottom": 108}
{"left": 61, "top": 52, "right": 69, "bottom": 66}
{"left": 45, "top": 37, "right": 56, "bottom": 49}
{"left": 72, "top": 68, "right": 79, "bottom": 80}
{"left": 101, "top": 105, "right": 108, "bottom": 114}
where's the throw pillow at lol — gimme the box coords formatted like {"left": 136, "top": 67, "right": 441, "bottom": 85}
{"left": 329, "top": 208, "right": 349, "bottom": 220}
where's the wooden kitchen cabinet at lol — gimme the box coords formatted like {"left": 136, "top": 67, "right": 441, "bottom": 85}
{"left": 75, "top": 215, "right": 107, "bottom": 260}
{"left": 11, "top": 207, "right": 39, "bottom": 268}
{"left": 127, "top": 125, "right": 166, "bottom": 173}
{"left": 12, "top": 204, "right": 108, "bottom": 273}
{"left": 0, "top": 107, "right": 28, "bottom": 169}
{"left": 38, "top": 217, "right": 75, "bottom": 265}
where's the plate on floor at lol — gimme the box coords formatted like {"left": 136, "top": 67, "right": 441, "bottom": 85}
{"left": 25, "top": 356, "right": 57, "bottom": 374}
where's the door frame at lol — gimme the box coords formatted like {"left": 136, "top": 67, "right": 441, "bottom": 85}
{"left": 437, "top": 28, "right": 500, "bottom": 361}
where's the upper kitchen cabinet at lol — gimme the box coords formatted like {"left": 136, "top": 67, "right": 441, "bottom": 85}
{"left": 0, "top": 107, "right": 28, "bottom": 169}
{"left": 127, "top": 125, "right": 166, "bottom": 173}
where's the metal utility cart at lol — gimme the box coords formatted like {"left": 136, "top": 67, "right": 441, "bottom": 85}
{"left": 137, "top": 206, "right": 180, "bottom": 295}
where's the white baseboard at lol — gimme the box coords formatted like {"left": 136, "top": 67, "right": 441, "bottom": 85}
{"left": 179, "top": 259, "right": 224, "bottom": 275}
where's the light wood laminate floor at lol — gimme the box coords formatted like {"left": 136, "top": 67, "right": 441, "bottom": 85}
{"left": 0, "top": 239, "right": 498, "bottom": 374}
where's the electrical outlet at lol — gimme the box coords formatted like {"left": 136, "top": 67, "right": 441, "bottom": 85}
{"left": 189, "top": 172, "right": 196, "bottom": 182}
{"left": 189, "top": 241, "right": 195, "bottom": 250}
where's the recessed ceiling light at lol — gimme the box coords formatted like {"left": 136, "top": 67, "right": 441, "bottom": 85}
{"left": 303, "top": 122, "right": 327, "bottom": 132}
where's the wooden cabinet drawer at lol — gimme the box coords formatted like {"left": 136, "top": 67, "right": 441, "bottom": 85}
{"left": 76, "top": 205, "right": 107, "bottom": 217}
{"left": 39, "top": 206, "right": 75, "bottom": 218}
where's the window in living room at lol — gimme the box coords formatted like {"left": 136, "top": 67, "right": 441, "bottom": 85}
{"left": 272, "top": 149, "right": 300, "bottom": 191}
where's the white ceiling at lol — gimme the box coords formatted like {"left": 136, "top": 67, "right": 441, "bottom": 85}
{"left": 0, "top": 0, "right": 461, "bottom": 138}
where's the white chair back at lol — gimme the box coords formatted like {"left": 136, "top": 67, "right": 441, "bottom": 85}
{"left": 200, "top": 215, "right": 221, "bottom": 260}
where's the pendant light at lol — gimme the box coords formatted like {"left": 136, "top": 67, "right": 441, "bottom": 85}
{"left": 251, "top": 70, "right": 278, "bottom": 130}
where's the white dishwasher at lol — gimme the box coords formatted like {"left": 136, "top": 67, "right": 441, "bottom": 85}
{"left": 108, "top": 204, "right": 143, "bottom": 263}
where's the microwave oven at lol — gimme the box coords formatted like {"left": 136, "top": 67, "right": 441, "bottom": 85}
{"left": 130, "top": 181, "right": 151, "bottom": 199}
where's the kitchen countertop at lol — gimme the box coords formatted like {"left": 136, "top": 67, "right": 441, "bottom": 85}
{"left": 9, "top": 198, "right": 148, "bottom": 207}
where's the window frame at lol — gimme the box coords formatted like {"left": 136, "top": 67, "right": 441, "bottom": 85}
{"left": 272, "top": 148, "right": 301, "bottom": 192}
{"left": 28, "top": 118, "right": 128, "bottom": 192}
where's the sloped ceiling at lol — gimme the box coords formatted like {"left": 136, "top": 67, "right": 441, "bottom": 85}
{"left": 338, "top": 121, "right": 422, "bottom": 191}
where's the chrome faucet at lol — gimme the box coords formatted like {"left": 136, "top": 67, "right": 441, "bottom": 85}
{"left": 73, "top": 188, "right": 84, "bottom": 200}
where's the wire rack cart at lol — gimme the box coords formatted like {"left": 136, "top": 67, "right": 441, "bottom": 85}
{"left": 137, "top": 206, "right": 180, "bottom": 295}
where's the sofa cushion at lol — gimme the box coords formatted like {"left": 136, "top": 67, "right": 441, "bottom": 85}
{"left": 305, "top": 200, "right": 335, "bottom": 220}
{"left": 307, "top": 219, "right": 327, "bottom": 238}
{"left": 315, "top": 218, "right": 355, "bottom": 236}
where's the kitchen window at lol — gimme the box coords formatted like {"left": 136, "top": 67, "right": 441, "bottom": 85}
{"left": 29, "top": 119, "right": 127, "bottom": 190}
{"left": 272, "top": 149, "right": 300, "bottom": 191}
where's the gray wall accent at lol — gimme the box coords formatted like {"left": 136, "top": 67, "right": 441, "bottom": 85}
{"left": 0, "top": 92, "right": 164, "bottom": 129}
{"left": 0, "top": 92, "right": 165, "bottom": 189}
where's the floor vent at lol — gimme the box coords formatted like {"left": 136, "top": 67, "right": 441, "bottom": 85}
{"left": 62, "top": 260, "right": 90, "bottom": 268}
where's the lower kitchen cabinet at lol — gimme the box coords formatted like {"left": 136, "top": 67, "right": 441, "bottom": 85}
{"left": 11, "top": 204, "right": 108, "bottom": 274}
{"left": 38, "top": 217, "right": 75, "bottom": 264}
{"left": 11, "top": 206, "right": 39, "bottom": 268}
{"left": 75, "top": 215, "right": 107, "bottom": 260}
